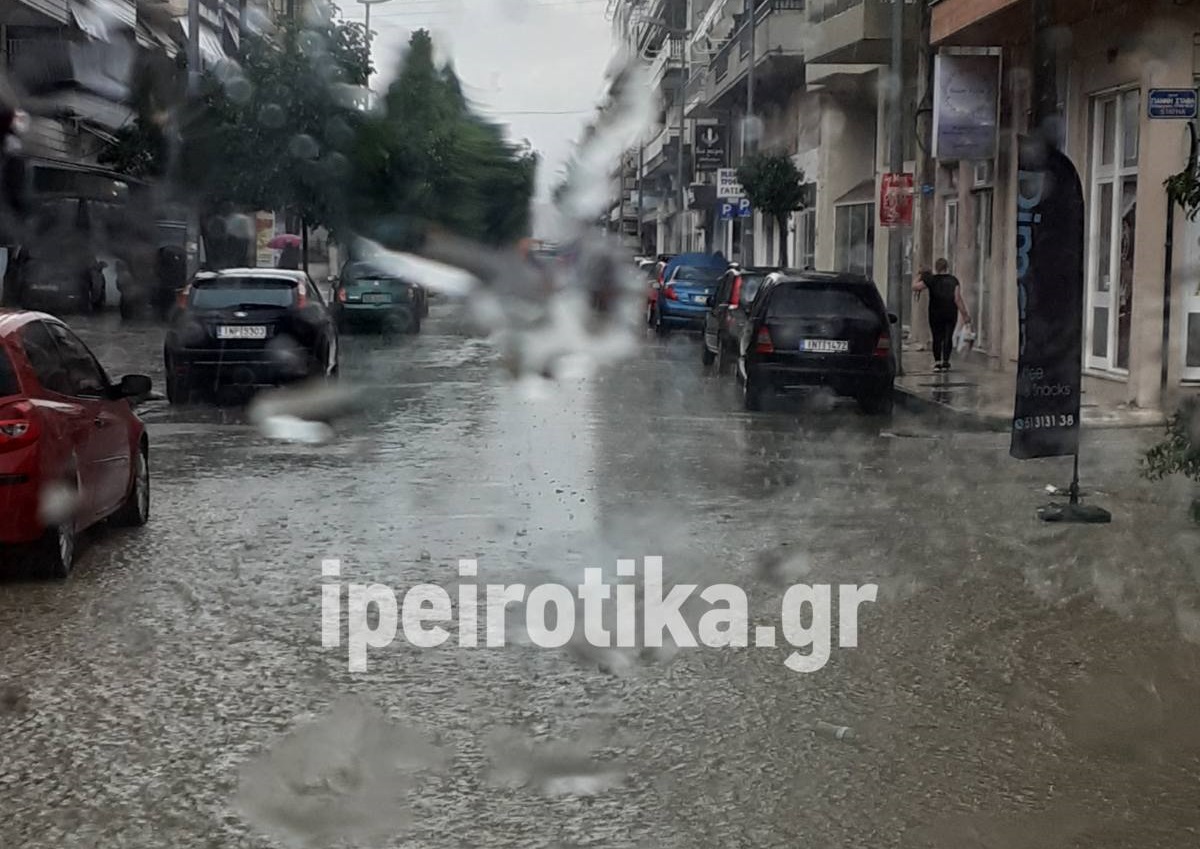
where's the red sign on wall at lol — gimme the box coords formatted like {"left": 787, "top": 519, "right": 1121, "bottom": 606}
{"left": 880, "top": 173, "right": 915, "bottom": 228}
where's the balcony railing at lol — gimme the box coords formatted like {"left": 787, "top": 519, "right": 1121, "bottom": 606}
{"left": 807, "top": 0, "right": 861, "bottom": 23}
{"left": 647, "top": 36, "right": 685, "bottom": 88}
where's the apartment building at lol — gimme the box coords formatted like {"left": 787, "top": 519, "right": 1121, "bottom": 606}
{"left": 617, "top": 0, "right": 918, "bottom": 296}
{"left": 930, "top": 0, "right": 1200, "bottom": 410}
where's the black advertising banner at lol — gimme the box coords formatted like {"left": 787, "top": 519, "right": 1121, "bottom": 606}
{"left": 1011, "top": 138, "right": 1085, "bottom": 460}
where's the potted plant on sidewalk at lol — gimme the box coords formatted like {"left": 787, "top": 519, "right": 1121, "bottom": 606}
{"left": 1141, "top": 399, "right": 1200, "bottom": 523}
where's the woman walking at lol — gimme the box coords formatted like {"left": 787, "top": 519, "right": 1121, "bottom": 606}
{"left": 914, "top": 259, "right": 972, "bottom": 371}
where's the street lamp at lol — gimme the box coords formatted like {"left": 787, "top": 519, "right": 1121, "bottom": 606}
{"left": 358, "top": 0, "right": 392, "bottom": 81}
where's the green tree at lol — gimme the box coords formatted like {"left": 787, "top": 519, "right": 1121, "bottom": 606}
{"left": 737, "top": 152, "right": 807, "bottom": 267}
{"left": 178, "top": 4, "right": 370, "bottom": 262}
{"left": 1142, "top": 399, "right": 1200, "bottom": 523}
{"left": 346, "top": 30, "right": 538, "bottom": 249}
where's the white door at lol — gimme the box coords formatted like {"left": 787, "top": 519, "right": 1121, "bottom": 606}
{"left": 943, "top": 200, "right": 959, "bottom": 272}
{"left": 973, "top": 190, "right": 993, "bottom": 351}
{"left": 1086, "top": 88, "right": 1140, "bottom": 373}
{"left": 1183, "top": 215, "right": 1200, "bottom": 382}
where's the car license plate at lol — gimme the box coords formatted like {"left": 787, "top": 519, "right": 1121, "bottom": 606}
{"left": 217, "top": 325, "right": 267, "bottom": 340}
{"left": 362, "top": 292, "right": 392, "bottom": 304}
{"left": 693, "top": 295, "right": 708, "bottom": 304}
{"left": 800, "top": 339, "right": 849, "bottom": 353}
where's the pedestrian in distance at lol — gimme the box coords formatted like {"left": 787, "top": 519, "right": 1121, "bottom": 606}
{"left": 913, "top": 258, "right": 971, "bottom": 372}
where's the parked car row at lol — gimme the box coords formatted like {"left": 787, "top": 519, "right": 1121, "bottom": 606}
{"left": 641, "top": 256, "right": 899, "bottom": 415}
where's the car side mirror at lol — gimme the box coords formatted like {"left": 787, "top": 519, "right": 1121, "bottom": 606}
{"left": 887, "top": 312, "right": 899, "bottom": 325}
{"left": 113, "top": 374, "right": 152, "bottom": 399}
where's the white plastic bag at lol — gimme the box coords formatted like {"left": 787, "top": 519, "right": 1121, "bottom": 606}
{"left": 954, "top": 321, "right": 976, "bottom": 353}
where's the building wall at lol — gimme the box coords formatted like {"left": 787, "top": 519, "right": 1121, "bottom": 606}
{"left": 813, "top": 85, "right": 878, "bottom": 274}
{"left": 933, "top": 0, "right": 1200, "bottom": 409}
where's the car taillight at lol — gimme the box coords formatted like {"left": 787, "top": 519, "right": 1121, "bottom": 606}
{"left": 664, "top": 285, "right": 679, "bottom": 301}
{"left": 730, "top": 276, "right": 743, "bottom": 308}
{"left": 0, "top": 404, "right": 39, "bottom": 453}
{"left": 296, "top": 287, "right": 309, "bottom": 308}
{"left": 175, "top": 285, "right": 191, "bottom": 309}
{"left": 754, "top": 326, "right": 774, "bottom": 354}
{"left": 873, "top": 331, "right": 892, "bottom": 358}
{"left": 336, "top": 287, "right": 347, "bottom": 303}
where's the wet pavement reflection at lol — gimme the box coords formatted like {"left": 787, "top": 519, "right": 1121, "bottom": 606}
{"left": 1, "top": 303, "right": 1199, "bottom": 848}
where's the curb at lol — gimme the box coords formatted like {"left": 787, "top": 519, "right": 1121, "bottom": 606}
{"left": 891, "top": 385, "right": 1009, "bottom": 432}
{"left": 892, "top": 386, "right": 1170, "bottom": 432}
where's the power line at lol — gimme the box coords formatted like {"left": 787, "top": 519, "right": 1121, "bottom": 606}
{"left": 351, "top": 0, "right": 607, "bottom": 17}
{"left": 477, "top": 108, "right": 595, "bottom": 115}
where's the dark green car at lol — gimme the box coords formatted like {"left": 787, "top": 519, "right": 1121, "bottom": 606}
{"left": 332, "top": 261, "right": 428, "bottom": 333}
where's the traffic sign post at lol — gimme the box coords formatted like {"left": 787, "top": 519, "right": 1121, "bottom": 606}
{"left": 717, "top": 168, "right": 744, "bottom": 199}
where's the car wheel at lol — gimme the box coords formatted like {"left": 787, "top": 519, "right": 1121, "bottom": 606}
{"left": 701, "top": 341, "right": 716, "bottom": 366}
{"left": 743, "top": 371, "right": 763, "bottom": 411}
{"left": 857, "top": 389, "right": 894, "bottom": 416}
{"left": 653, "top": 305, "right": 669, "bottom": 337}
{"left": 715, "top": 342, "right": 731, "bottom": 376}
{"left": 165, "top": 359, "right": 191, "bottom": 405}
{"left": 34, "top": 517, "right": 76, "bottom": 580}
{"left": 111, "top": 444, "right": 150, "bottom": 527}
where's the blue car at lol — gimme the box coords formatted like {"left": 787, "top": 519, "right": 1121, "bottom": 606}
{"left": 651, "top": 261, "right": 728, "bottom": 335}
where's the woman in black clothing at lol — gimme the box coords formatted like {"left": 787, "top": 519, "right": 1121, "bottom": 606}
{"left": 914, "top": 258, "right": 972, "bottom": 371}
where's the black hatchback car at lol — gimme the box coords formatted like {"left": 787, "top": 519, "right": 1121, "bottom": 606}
{"left": 701, "top": 266, "right": 775, "bottom": 374}
{"left": 735, "top": 271, "right": 897, "bottom": 414}
{"left": 163, "top": 268, "right": 338, "bottom": 403}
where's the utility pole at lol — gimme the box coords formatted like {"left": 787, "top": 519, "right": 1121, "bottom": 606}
{"left": 637, "top": 141, "right": 645, "bottom": 253}
{"left": 618, "top": 153, "right": 628, "bottom": 252}
{"left": 676, "top": 38, "right": 688, "bottom": 252}
{"left": 742, "top": 0, "right": 757, "bottom": 264}
{"left": 186, "top": 0, "right": 201, "bottom": 275}
{"left": 358, "top": 0, "right": 393, "bottom": 86}
{"left": 1031, "top": 0, "right": 1058, "bottom": 144}
{"left": 886, "top": 0, "right": 905, "bottom": 375}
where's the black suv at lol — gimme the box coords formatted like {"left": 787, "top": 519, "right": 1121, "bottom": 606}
{"left": 701, "top": 266, "right": 776, "bottom": 374}
{"left": 736, "top": 271, "right": 897, "bottom": 414}
{"left": 163, "top": 268, "right": 338, "bottom": 402}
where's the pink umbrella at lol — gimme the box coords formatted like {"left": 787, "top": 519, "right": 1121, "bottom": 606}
{"left": 267, "top": 234, "right": 302, "bottom": 249}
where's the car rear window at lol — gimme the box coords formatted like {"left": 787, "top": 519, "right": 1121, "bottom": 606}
{"left": 738, "top": 274, "right": 767, "bottom": 305}
{"left": 190, "top": 278, "right": 297, "bottom": 310}
{"left": 0, "top": 346, "right": 19, "bottom": 397}
{"left": 767, "top": 284, "right": 881, "bottom": 321}
{"left": 673, "top": 266, "right": 723, "bottom": 284}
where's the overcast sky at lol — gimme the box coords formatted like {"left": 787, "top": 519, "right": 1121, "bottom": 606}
{"left": 338, "top": 0, "right": 617, "bottom": 217}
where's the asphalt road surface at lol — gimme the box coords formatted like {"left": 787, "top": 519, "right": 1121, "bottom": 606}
{"left": 1, "top": 303, "right": 1198, "bottom": 848}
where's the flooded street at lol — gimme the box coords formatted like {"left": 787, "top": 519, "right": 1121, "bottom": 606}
{"left": 0, "top": 304, "right": 1197, "bottom": 848}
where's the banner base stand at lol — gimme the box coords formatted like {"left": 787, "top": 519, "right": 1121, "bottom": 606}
{"left": 1037, "top": 502, "right": 1112, "bottom": 524}
{"left": 1036, "top": 453, "right": 1111, "bottom": 523}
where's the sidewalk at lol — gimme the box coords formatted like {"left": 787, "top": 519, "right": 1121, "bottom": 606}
{"left": 893, "top": 343, "right": 1168, "bottom": 431}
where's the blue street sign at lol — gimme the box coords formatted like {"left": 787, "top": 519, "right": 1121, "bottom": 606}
{"left": 737, "top": 197, "right": 752, "bottom": 218}
{"left": 1148, "top": 88, "right": 1198, "bottom": 120}
{"left": 719, "top": 201, "right": 736, "bottom": 221}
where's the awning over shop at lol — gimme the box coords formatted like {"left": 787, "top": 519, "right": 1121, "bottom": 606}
{"left": 69, "top": 0, "right": 136, "bottom": 41}
{"left": 40, "top": 89, "right": 134, "bottom": 131}
{"left": 176, "top": 17, "right": 228, "bottom": 66}
{"left": 834, "top": 179, "right": 876, "bottom": 207}
{"left": 931, "top": 0, "right": 1024, "bottom": 44}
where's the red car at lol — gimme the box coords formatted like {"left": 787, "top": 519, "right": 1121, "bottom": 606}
{"left": 0, "top": 310, "right": 151, "bottom": 578}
